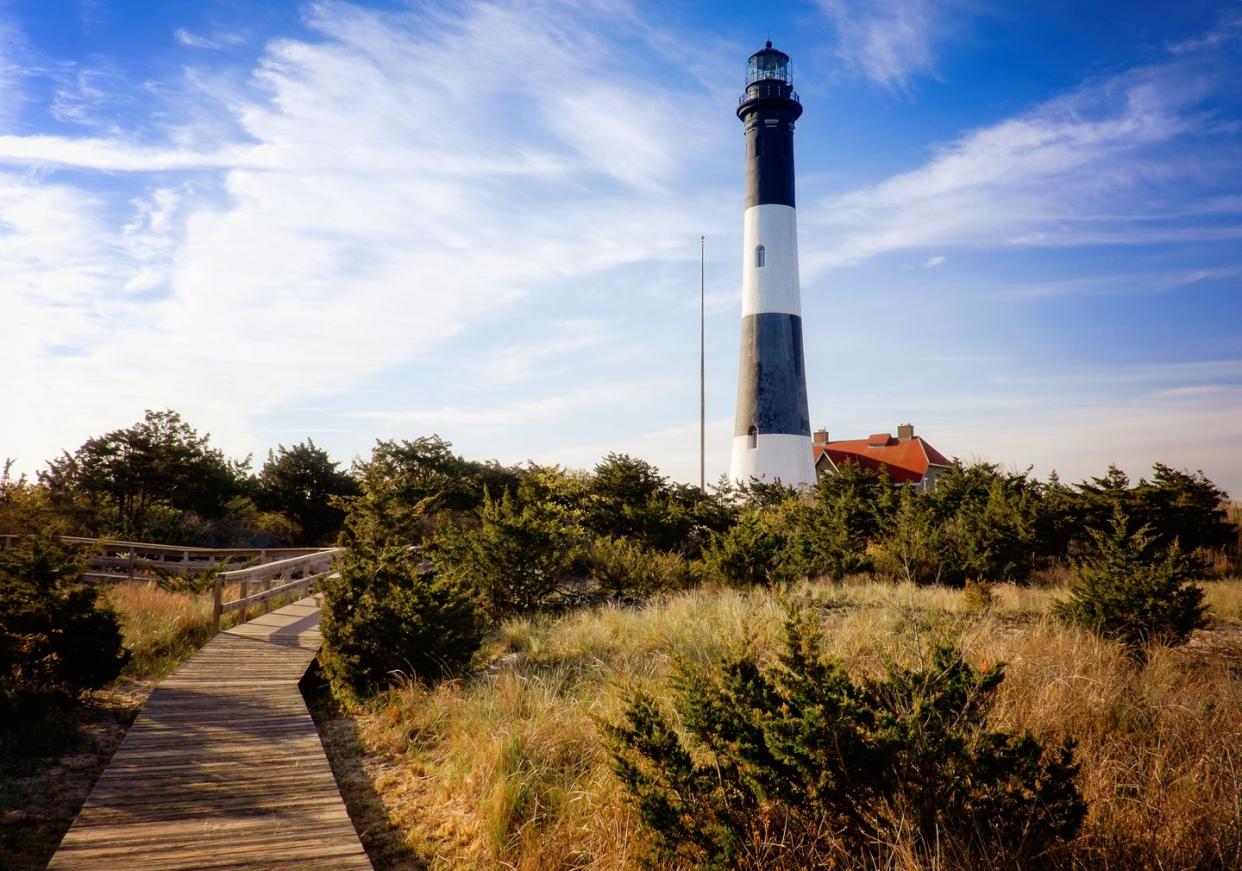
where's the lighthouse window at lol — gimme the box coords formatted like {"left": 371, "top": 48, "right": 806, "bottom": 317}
{"left": 755, "top": 135, "right": 764, "bottom": 156}
{"left": 747, "top": 426, "right": 758, "bottom": 449}
{"left": 755, "top": 245, "right": 765, "bottom": 268}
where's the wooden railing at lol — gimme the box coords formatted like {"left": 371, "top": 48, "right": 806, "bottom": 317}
{"left": 212, "top": 548, "right": 341, "bottom": 633}
{"left": 0, "top": 535, "right": 324, "bottom": 582}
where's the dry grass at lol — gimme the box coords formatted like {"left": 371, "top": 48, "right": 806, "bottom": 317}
{"left": 339, "top": 578, "right": 1242, "bottom": 870}
{"left": 104, "top": 580, "right": 308, "bottom": 679}
{"left": 103, "top": 582, "right": 219, "bottom": 679}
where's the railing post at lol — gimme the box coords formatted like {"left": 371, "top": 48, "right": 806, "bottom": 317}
{"left": 212, "top": 575, "right": 223, "bottom": 634}
{"left": 127, "top": 547, "right": 136, "bottom": 581}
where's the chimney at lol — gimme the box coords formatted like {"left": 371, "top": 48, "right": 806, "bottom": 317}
{"left": 813, "top": 429, "right": 829, "bottom": 445}
{"left": 897, "top": 423, "right": 914, "bottom": 441}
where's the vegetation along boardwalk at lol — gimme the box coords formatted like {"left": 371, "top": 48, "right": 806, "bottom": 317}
{"left": 48, "top": 596, "right": 372, "bottom": 870}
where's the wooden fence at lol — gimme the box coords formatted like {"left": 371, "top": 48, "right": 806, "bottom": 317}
{"left": 1, "top": 534, "right": 341, "bottom": 635}
{"left": 212, "top": 548, "right": 341, "bottom": 632}
{"left": 0, "top": 535, "right": 325, "bottom": 582}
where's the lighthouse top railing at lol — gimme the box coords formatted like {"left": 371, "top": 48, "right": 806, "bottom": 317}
{"left": 739, "top": 81, "right": 801, "bottom": 106}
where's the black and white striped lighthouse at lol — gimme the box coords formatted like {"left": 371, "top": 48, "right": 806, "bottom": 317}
{"left": 729, "top": 42, "right": 815, "bottom": 487}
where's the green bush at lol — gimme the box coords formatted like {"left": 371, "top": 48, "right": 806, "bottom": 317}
{"left": 871, "top": 484, "right": 948, "bottom": 584}
{"left": 430, "top": 487, "right": 581, "bottom": 615}
{"left": 701, "top": 510, "right": 790, "bottom": 588}
{"left": 320, "top": 541, "right": 484, "bottom": 699}
{"left": 1055, "top": 507, "right": 1207, "bottom": 654}
{"left": 0, "top": 534, "right": 127, "bottom": 752}
{"left": 584, "top": 453, "right": 736, "bottom": 557}
{"left": 585, "top": 535, "right": 694, "bottom": 599}
{"left": 608, "top": 605, "right": 1085, "bottom": 868}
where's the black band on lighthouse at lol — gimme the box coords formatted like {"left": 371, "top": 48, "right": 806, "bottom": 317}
{"left": 744, "top": 122, "right": 796, "bottom": 208}
{"left": 738, "top": 58, "right": 801, "bottom": 210}
{"left": 734, "top": 312, "right": 812, "bottom": 437}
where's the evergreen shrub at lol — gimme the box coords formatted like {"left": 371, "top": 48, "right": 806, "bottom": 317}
{"left": 0, "top": 534, "right": 127, "bottom": 752}
{"left": 586, "top": 535, "right": 694, "bottom": 599}
{"left": 1055, "top": 507, "right": 1207, "bottom": 654}
{"left": 320, "top": 542, "right": 484, "bottom": 699}
{"left": 608, "top": 605, "right": 1085, "bottom": 868}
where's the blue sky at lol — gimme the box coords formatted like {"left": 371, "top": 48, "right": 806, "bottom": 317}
{"left": 1, "top": 0, "right": 1241, "bottom": 495}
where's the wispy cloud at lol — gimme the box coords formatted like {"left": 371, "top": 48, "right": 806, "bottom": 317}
{"left": 994, "top": 266, "right": 1242, "bottom": 299}
{"left": 174, "top": 28, "right": 220, "bottom": 49}
{"left": 0, "top": 0, "right": 721, "bottom": 470}
{"left": 804, "top": 27, "right": 1242, "bottom": 269}
{"left": 815, "top": 0, "right": 953, "bottom": 90}
{"left": 923, "top": 254, "right": 945, "bottom": 268}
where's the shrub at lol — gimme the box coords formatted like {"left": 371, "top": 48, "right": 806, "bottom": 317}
{"left": 775, "top": 468, "right": 887, "bottom": 582}
{"left": 584, "top": 453, "right": 735, "bottom": 556}
{"left": 963, "top": 578, "right": 996, "bottom": 612}
{"left": 0, "top": 534, "right": 128, "bottom": 752}
{"left": 320, "top": 541, "right": 484, "bottom": 700}
{"left": 430, "top": 488, "right": 581, "bottom": 615}
{"left": 871, "top": 485, "right": 947, "bottom": 584}
{"left": 701, "top": 510, "right": 789, "bottom": 588}
{"left": 585, "top": 535, "right": 694, "bottom": 599}
{"left": 1055, "top": 507, "right": 1207, "bottom": 654}
{"left": 608, "top": 605, "right": 1085, "bottom": 868}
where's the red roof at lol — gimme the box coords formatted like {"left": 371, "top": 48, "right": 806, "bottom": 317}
{"left": 813, "top": 434, "right": 951, "bottom": 484}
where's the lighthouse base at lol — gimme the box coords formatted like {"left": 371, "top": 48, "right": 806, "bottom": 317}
{"left": 729, "top": 433, "right": 815, "bottom": 489}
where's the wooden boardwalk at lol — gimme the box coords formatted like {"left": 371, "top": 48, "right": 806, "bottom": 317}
{"left": 49, "top": 597, "right": 372, "bottom": 870}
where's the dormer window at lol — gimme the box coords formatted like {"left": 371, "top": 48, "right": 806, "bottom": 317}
{"left": 755, "top": 245, "right": 765, "bottom": 268}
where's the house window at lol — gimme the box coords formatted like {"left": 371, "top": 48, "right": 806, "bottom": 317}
{"left": 755, "top": 245, "right": 765, "bottom": 268}
{"left": 747, "top": 425, "right": 758, "bottom": 449}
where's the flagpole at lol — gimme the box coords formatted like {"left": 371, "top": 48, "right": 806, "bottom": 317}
{"left": 700, "top": 234, "right": 706, "bottom": 491}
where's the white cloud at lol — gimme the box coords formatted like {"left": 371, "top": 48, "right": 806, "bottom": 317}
{"left": 804, "top": 43, "right": 1242, "bottom": 269}
{"left": 816, "top": 0, "right": 950, "bottom": 90}
{"left": 923, "top": 254, "right": 945, "bottom": 268}
{"left": 175, "top": 28, "right": 221, "bottom": 50}
{"left": 0, "top": 0, "right": 722, "bottom": 473}
{"left": 993, "top": 266, "right": 1242, "bottom": 299}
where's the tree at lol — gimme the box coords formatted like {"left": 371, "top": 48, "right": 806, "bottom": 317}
{"left": 1055, "top": 506, "right": 1207, "bottom": 654}
{"left": 0, "top": 459, "right": 65, "bottom": 536}
{"left": 585, "top": 535, "right": 694, "bottom": 599}
{"left": 350, "top": 436, "right": 524, "bottom": 543}
{"left": 584, "top": 454, "right": 735, "bottom": 556}
{"left": 40, "top": 409, "right": 248, "bottom": 540}
{"left": 1132, "top": 463, "right": 1233, "bottom": 553}
{"left": 872, "top": 484, "right": 948, "bottom": 585}
{"left": 584, "top": 453, "right": 677, "bottom": 549}
{"left": 778, "top": 463, "right": 894, "bottom": 581}
{"left": 258, "top": 440, "right": 359, "bottom": 544}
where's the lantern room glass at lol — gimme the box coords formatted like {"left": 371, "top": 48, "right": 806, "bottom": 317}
{"left": 746, "top": 48, "right": 791, "bottom": 86}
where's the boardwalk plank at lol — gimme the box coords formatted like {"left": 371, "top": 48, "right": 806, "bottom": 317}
{"left": 48, "top": 596, "right": 372, "bottom": 870}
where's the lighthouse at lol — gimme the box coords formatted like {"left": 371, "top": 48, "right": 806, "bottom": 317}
{"left": 729, "top": 42, "right": 815, "bottom": 488}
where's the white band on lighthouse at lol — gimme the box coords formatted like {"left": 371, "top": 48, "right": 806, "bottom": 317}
{"left": 742, "top": 204, "right": 801, "bottom": 318}
{"left": 730, "top": 433, "right": 816, "bottom": 486}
